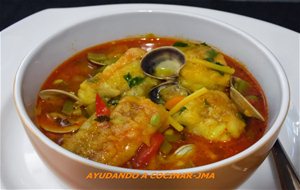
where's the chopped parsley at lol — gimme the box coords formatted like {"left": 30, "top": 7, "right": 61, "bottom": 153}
{"left": 214, "top": 62, "right": 225, "bottom": 75}
{"left": 173, "top": 41, "right": 188, "bottom": 47}
{"left": 123, "top": 73, "right": 145, "bottom": 88}
{"left": 205, "top": 49, "right": 218, "bottom": 62}
{"left": 204, "top": 50, "right": 225, "bottom": 75}
{"left": 178, "top": 106, "right": 187, "bottom": 114}
{"left": 204, "top": 57, "right": 214, "bottom": 62}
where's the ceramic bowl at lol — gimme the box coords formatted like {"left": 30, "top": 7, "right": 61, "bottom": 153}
{"left": 14, "top": 9, "right": 289, "bottom": 189}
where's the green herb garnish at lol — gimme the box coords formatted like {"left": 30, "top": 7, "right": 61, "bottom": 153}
{"left": 123, "top": 73, "right": 145, "bottom": 88}
{"left": 205, "top": 49, "right": 218, "bottom": 62}
{"left": 150, "top": 114, "right": 160, "bottom": 126}
{"left": 178, "top": 106, "right": 187, "bottom": 114}
{"left": 62, "top": 100, "right": 74, "bottom": 115}
{"left": 173, "top": 42, "right": 188, "bottom": 47}
{"left": 204, "top": 57, "right": 214, "bottom": 62}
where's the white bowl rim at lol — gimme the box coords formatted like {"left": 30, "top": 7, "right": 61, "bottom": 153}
{"left": 14, "top": 8, "right": 290, "bottom": 174}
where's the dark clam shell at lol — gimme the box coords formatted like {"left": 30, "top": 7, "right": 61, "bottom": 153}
{"left": 149, "top": 81, "right": 189, "bottom": 104}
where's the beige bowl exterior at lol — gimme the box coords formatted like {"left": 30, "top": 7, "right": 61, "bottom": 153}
{"left": 23, "top": 124, "right": 281, "bottom": 189}
{"left": 14, "top": 10, "right": 289, "bottom": 189}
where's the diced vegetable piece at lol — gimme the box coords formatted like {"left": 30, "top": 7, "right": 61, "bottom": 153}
{"left": 168, "top": 116, "right": 184, "bottom": 132}
{"left": 62, "top": 100, "right": 74, "bottom": 115}
{"left": 164, "top": 132, "right": 181, "bottom": 142}
{"left": 164, "top": 128, "right": 175, "bottom": 135}
{"left": 188, "top": 58, "right": 235, "bottom": 74}
{"left": 164, "top": 96, "right": 185, "bottom": 110}
{"left": 150, "top": 114, "right": 161, "bottom": 126}
{"left": 173, "top": 42, "right": 188, "bottom": 47}
{"left": 160, "top": 140, "right": 172, "bottom": 154}
{"left": 72, "top": 108, "right": 82, "bottom": 116}
{"left": 169, "top": 87, "right": 208, "bottom": 115}
{"left": 95, "top": 94, "right": 110, "bottom": 117}
{"left": 234, "top": 78, "right": 250, "bottom": 94}
{"left": 132, "top": 132, "right": 164, "bottom": 168}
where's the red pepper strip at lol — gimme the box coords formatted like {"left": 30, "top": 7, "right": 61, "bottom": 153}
{"left": 95, "top": 94, "right": 110, "bottom": 117}
{"left": 131, "top": 132, "right": 164, "bottom": 168}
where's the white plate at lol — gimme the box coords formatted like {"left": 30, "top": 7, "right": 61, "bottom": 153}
{"left": 1, "top": 4, "right": 299, "bottom": 189}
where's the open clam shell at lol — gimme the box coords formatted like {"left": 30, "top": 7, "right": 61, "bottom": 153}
{"left": 173, "top": 144, "right": 196, "bottom": 157}
{"left": 87, "top": 53, "right": 119, "bottom": 66}
{"left": 230, "top": 77, "right": 265, "bottom": 121}
{"left": 39, "top": 89, "right": 80, "bottom": 102}
{"left": 141, "top": 46, "right": 185, "bottom": 80}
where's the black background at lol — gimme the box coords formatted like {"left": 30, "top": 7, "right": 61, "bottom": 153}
{"left": 1, "top": 0, "right": 300, "bottom": 32}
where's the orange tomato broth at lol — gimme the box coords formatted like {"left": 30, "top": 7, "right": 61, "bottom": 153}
{"left": 36, "top": 36, "right": 268, "bottom": 169}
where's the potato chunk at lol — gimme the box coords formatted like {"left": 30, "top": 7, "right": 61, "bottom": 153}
{"left": 62, "top": 96, "right": 168, "bottom": 166}
{"left": 173, "top": 90, "right": 245, "bottom": 142}
{"left": 78, "top": 48, "right": 158, "bottom": 104}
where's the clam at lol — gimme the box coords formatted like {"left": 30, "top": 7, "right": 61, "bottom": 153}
{"left": 173, "top": 144, "right": 196, "bottom": 157}
{"left": 149, "top": 81, "right": 190, "bottom": 104}
{"left": 141, "top": 46, "right": 185, "bottom": 80}
{"left": 230, "top": 77, "right": 265, "bottom": 121}
{"left": 39, "top": 89, "right": 80, "bottom": 102}
{"left": 40, "top": 112, "right": 85, "bottom": 133}
{"left": 87, "top": 53, "right": 119, "bottom": 66}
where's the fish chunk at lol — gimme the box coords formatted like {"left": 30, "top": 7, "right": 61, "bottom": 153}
{"left": 173, "top": 90, "right": 245, "bottom": 142}
{"left": 78, "top": 48, "right": 157, "bottom": 105}
{"left": 62, "top": 96, "right": 168, "bottom": 166}
{"left": 179, "top": 46, "right": 231, "bottom": 92}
